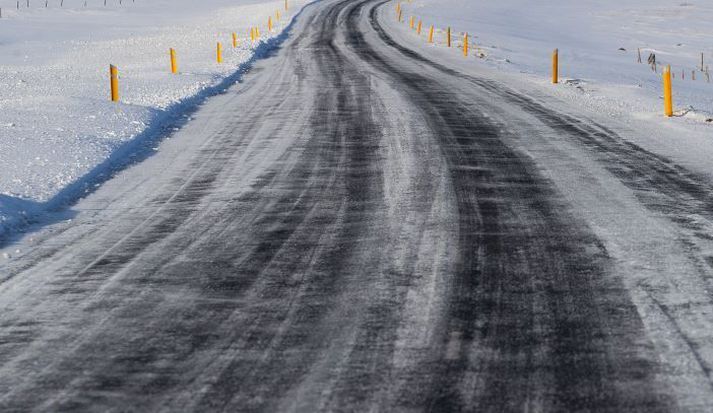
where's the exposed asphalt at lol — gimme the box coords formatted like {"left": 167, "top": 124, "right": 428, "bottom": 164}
{"left": 2, "top": 0, "right": 713, "bottom": 411}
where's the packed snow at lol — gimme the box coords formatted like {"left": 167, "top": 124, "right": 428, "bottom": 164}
{"left": 382, "top": 5, "right": 713, "bottom": 409}
{"left": 0, "top": 0, "right": 306, "bottom": 239}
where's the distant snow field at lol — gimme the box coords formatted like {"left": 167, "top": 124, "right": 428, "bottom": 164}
{"left": 0, "top": 0, "right": 305, "bottom": 238}
{"left": 397, "top": 1, "right": 713, "bottom": 147}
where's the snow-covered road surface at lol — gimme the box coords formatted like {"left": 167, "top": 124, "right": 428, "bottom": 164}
{"left": 1, "top": 0, "right": 713, "bottom": 410}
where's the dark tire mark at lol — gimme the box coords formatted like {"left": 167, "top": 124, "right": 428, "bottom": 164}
{"left": 355, "top": 1, "right": 671, "bottom": 411}
{"left": 366, "top": 1, "right": 713, "bottom": 394}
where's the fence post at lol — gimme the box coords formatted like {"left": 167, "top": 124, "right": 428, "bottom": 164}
{"left": 552, "top": 49, "right": 559, "bottom": 84}
{"left": 447, "top": 27, "right": 451, "bottom": 47}
{"left": 109, "top": 65, "right": 119, "bottom": 102}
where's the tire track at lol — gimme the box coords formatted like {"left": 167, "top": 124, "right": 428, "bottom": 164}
{"left": 368, "top": 1, "right": 713, "bottom": 401}
{"left": 355, "top": 1, "right": 671, "bottom": 411}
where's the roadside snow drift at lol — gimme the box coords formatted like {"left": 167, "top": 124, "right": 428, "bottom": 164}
{"left": 0, "top": 0, "right": 306, "bottom": 239}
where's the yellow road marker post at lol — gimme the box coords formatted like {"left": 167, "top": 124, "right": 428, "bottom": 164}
{"left": 463, "top": 33, "right": 468, "bottom": 57}
{"left": 170, "top": 48, "right": 177, "bottom": 73}
{"left": 109, "top": 64, "right": 119, "bottom": 102}
{"left": 447, "top": 27, "right": 451, "bottom": 47}
{"left": 663, "top": 65, "right": 673, "bottom": 117}
{"left": 428, "top": 25, "right": 434, "bottom": 43}
{"left": 217, "top": 42, "right": 223, "bottom": 63}
{"left": 417, "top": 20, "right": 422, "bottom": 35}
{"left": 552, "top": 48, "right": 559, "bottom": 84}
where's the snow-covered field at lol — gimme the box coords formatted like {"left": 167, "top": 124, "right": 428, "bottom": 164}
{"left": 0, "top": 0, "right": 306, "bottom": 239}
{"left": 396, "top": 1, "right": 713, "bottom": 148}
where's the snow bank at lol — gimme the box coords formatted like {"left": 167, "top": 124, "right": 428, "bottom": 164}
{"left": 0, "top": 0, "right": 307, "bottom": 239}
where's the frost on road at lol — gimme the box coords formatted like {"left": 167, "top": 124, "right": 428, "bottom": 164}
{"left": 1, "top": 0, "right": 713, "bottom": 411}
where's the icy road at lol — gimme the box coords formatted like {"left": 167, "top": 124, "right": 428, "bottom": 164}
{"left": 2, "top": 0, "right": 713, "bottom": 411}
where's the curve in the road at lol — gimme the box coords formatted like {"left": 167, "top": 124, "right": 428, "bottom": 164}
{"left": 3, "top": 0, "right": 713, "bottom": 411}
